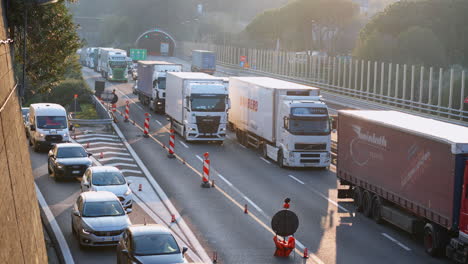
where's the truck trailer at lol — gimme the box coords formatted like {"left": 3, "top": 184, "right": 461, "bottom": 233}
{"left": 134, "top": 61, "right": 182, "bottom": 113}
{"left": 165, "top": 72, "right": 229, "bottom": 142}
{"left": 99, "top": 48, "right": 128, "bottom": 82}
{"left": 336, "top": 110, "right": 468, "bottom": 262}
{"left": 191, "top": 50, "right": 216, "bottom": 75}
{"left": 228, "top": 77, "right": 331, "bottom": 168}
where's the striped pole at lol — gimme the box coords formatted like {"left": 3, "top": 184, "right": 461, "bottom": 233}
{"left": 112, "top": 104, "right": 116, "bottom": 113}
{"left": 168, "top": 129, "right": 175, "bottom": 158}
{"left": 124, "top": 101, "right": 129, "bottom": 122}
{"left": 143, "top": 113, "right": 150, "bottom": 138}
{"left": 201, "top": 152, "right": 211, "bottom": 188}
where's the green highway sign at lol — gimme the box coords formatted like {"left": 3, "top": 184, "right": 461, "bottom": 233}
{"left": 130, "top": 49, "right": 147, "bottom": 61}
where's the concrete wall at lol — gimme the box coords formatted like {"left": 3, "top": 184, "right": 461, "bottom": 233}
{"left": 0, "top": 2, "right": 48, "bottom": 264}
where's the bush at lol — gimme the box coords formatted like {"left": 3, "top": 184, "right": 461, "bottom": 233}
{"left": 25, "top": 79, "right": 93, "bottom": 107}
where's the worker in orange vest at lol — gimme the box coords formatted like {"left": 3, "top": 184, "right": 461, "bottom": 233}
{"left": 273, "top": 235, "right": 295, "bottom": 257}
{"left": 283, "top": 197, "right": 291, "bottom": 209}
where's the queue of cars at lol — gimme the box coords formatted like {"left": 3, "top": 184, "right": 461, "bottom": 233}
{"left": 23, "top": 103, "right": 189, "bottom": 263}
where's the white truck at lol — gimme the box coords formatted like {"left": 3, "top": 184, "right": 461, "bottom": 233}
{"left": 86, "top": 47, "right": 97, "bottom": 68}
{"left": 165, "top": 72, "right": 230, "bottom": 142}
{"left": 135, "top": 61, "right": 183, "bottom": 113}
{"left": 28, "top": 103, "right": 71, "bottom": 152}
{"left": 100, "top": 48, "right": 128, "bottom": 82}
{"left": 229, "top": 77, "right": 331, "bottom": 168}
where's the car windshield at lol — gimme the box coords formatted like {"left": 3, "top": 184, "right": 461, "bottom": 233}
{"left": 134, "top": 234, "right": 180, "bottom": 256}
{"left": 57, "top": 147, "right": 88, "bottom": 158}
{"left": 288, "top": 117, "right": 330, "bottom": 135}
{"left": 191, "top": 94, "right": 226, "bottom": 112}
{"left": 36, "top": 116, "right": 67, "bottom": 129}
{"left": 109, "top": 61, "right": 127, "bottom": 68}
{"left": 82, "top": 201, "right": 125, "bottom": 217}
{"left": 92, "top": 171, "right": 126, "bottom": 186}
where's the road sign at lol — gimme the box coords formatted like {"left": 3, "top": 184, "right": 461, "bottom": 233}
{"left": 465, "top": 97, "right": 468, "bottom": 104}
{"left": 130, "top": 49, "right": 147, "bottom": 61}
{"left": 240, "top": 56, "right": 247, "bottom": 62}
{"left": 271, "top": 210, "right": 299, "bottom": 237}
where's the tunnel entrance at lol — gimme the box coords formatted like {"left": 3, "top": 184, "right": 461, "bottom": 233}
{"left": 135, "top": 29, "right": 176, "bottom": 56}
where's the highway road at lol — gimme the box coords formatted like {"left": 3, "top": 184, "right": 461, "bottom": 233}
{"left": 78, "top": 60, "right": 451, "bottom": 264}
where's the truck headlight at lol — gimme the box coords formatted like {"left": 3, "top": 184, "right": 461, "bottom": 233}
{"left": 109, "top": 74, "right": 113, "bottom": 78}
{"left": 39, "top": 133, "right": 45, "bottom": 138}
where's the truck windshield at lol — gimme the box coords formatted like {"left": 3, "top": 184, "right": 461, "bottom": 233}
{"left": 191, "top": 94, "right": 226, "bottom": 112}
{"left": 36, "top": 116, "right": 67, "bottom": 129}
{"left": 288, "top": 117, "right": 330, "bottom": 135}
{"left": 109, "top": 61, "right": 127, "bottom": 68}
{"left": 157, "top": 77, "right": 166, "bottom": 90}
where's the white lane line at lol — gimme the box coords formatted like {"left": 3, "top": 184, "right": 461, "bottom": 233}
{"left": 288, "top": 175, "right": 305, "bottom": 185}
{"left": 116, "top": 89, "right": 144, "bottom": 111}
{"left": 180, "top": 141, "right": 189, "bottom": 149}
{"left": 382, "top": 233, "right": 411, "bottom": 251}
{"left": 196, "top": 155, "right": 203, "bottom": 162}
{"left": 307, "top": 185, "right": 349, "bottom": 213}
{"left": 87, "top": 146, "right": 126, "bottom": 152}
{"left": 243, "top": 196, "right": 263, "bottom": 213}
{"left": 259, "top": 157, "right": 271, "bottom": 164}
{"left": 76, "top": 137, "right": 119, "bottom": 143}
{"left": 83, "top": 141, "right": 124, "bottom": 146}
{"left": 96, "top": 151, "right": 131, "bottom": 157}
{"left": 104, "top": 162, "right": 138, "bottom": 168}
{"left": 225, "top": 134, "right": 231, "bottom": 139}
{"left": 35, "top": 184, "right": 75, "bottom": 264}
{"left": 217, "top": 173, "right": 233, "bottom": 186}
{"left": 238, "top": 144, "right": 246, "bottom": 149}
{"left": 75, "top": 133, "right": 119, "bottom": 139}
{"left": 99, "top": 157, "right": 134, "bottom": 162}
{"left": 155, "top": 120, "right": 162, "bottom": 125}
{"left": 120, "top": 169, "right": 143, "bottom": 174}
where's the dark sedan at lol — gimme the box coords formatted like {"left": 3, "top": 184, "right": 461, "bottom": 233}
{"left": 48, "top": 143, "right": 92, "bottom": 181}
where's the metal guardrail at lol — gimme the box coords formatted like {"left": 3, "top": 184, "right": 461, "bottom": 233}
{"left": 178, "top": 42, "right": 468, "bottom": 126}
{"left": 68, "top": 96, "right": 113, "bottom": 126}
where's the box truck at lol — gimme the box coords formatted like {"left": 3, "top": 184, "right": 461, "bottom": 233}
{"left": 228, "top": 77, "right": 331, "bottom": 168}
{"left": 134, "top": 61, "right": 182, "bottom": 113}
{"left": 191, "top": 50, "right": 216, "bottom": 75}
{"left": 165, "top": 72, "right": 229, "bottom": 142}
{"left": 336, "top": 110, "right": 468, "bottom": 262}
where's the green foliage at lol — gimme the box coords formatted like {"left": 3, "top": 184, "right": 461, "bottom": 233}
{"left": 25, "top": 79, "right": 92, "bottom": 107}
{"left": 354, "top": 0, "right": 468, "bottom": 67}
{"left": 75, "top": 104, "right": 99, "bottom": 119}
{"left": 9, "top": 0, "right": 82, "bottom": 94}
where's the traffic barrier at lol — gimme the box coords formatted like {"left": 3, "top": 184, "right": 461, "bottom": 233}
{"left": 112, "top": 104, "right": 116, "bottom": 112}
{"left": 138, "top": 184, "right": 142, "bottom": 191}
{"left": 171, "top": 214, "right": 176, "bottom": 223}
{"left": 99, "top": 152, "right": 104, "bottom": 159}
{"left": 244, "top": 204, "right": 248, "bottom": 214}
{"left": 86, "top": 142, "right": 90, "bottom": 148}
{"left": 201, "top": 152, "right": 211, "bottom": 188}
{"left": 303, "top": 248, "right": 309, "bottom": 259}
{"left": 143, "top": 113, "right": 150, "bottom": 138}
{"left": 213, "top": 251, "right": 218, "bottom": 263}
{"left": 168, "top": 129, "right": 175, "bottom": 158}
{"left": 124, "top": 101, "right": 129, "bottom": 122}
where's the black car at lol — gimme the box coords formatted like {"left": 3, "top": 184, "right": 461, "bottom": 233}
{"left": 117, "top": 224, "right": 187, "bottom": 264}
{"left": 48, "top": 143, "right": 92, "bottom": 181}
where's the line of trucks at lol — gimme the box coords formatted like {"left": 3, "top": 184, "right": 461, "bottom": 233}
{"left": 80, "top": 47, "right": 132, "bottom": 82}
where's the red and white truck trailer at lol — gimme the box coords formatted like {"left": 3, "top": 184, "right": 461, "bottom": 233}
{"left": 336, "top": 110, "right": 468, "bottom": 262}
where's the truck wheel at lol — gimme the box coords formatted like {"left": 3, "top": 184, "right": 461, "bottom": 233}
{"left": 261, "top": 144, "right": 268, "bottom": 159}
{"left": 424, "top": 223, "right": 440, "bottom": 256}
{"left": 362, "top": 190, "right": 373, "bottom": 217}
{"left": 277, "top": 150, "right": 285, "bottom": 168}
{"left": 372, "top": 195, "right": 383, "bottom": 224}
{"left": 353, "top": 187, "right": 363, "bottom": 212}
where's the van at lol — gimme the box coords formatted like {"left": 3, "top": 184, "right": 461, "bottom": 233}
{"left": 28, "top": 103, "right": 71, "bottom": 151}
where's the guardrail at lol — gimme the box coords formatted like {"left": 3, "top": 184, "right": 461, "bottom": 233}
{"left": 178, "top": 42, "right": 468, "bottom": 126}
{"left": 68, "top": 96, "right": 113, "bottom": 126}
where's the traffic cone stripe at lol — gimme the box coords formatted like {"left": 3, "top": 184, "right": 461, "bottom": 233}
{"left": 124, "top": 101, "right": 129, "bottom": 122}
{"left": 168, "top": 129, "right": 175, "bottom": 155}
{"left": 143, "top": 113, "right": 150, "bottom": 137}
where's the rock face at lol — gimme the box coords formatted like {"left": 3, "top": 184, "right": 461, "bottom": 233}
{"left": 0, "top": 3, "right": 48, "bottom": 264}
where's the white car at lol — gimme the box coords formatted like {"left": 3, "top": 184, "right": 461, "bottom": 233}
{"left": 71, "top": 191, "right": 132, "bottom": 248}
{"left": 81, "top": 166, "right": 133, "bottom": 209}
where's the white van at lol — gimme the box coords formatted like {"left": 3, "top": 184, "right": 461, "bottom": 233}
{"left": 28, "top": 103, "right": 71, "bottom": 151}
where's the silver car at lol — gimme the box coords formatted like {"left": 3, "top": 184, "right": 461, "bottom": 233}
{"left": 116, "top": 224, "right": 188, "bottom": 264}
{"left": 71, "top": 191, "right": 132, "bottom": 248}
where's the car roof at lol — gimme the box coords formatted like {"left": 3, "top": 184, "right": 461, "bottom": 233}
{"left": 89, "top": 166, "right": 120, "bottom": 173}
{"left": 81, "top": 191, "right": 119, "bottom": 202}
{"left": 55, "top": 143, "right": 84, "bottom": 149}
{"left": 127, "top": 224, "right": 172, "bottom": 236}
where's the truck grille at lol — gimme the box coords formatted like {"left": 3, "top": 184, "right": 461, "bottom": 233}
{"left": 93, "top": 229, "right": 124, "bottom": 237}
{"left": 196, "top": 116, "right": 220, "bottom": 134}
{"left": 295, "top": 143, "right": 326, "bottom": 151}
{"left": 45, "top": 135, "right": 63, "bottom": 142}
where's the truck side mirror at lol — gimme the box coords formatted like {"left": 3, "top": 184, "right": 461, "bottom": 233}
{"left": 283, "top": 117, "right": 289, "bottom": 129}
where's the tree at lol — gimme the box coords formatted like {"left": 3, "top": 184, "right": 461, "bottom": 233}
{"left": 8, "top": 0, "right": 81, "bottom": 94}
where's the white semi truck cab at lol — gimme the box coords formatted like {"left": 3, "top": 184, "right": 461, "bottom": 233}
{"left": 229, "top": 77, "right": 331, "bottom": 168}
{"left": 151, "top": 62, "right": 183, "bottom": 113}
{"left": 166, "top": 72, "right": 229, "bottom": 142}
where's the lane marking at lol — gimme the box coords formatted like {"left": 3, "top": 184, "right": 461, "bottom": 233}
{"left": 195, "top": 155, "right": 203, "bottom": 162}
{"left": 35, "top": 184, "right": 75, "bottom": 264}
{"left": 99, "top": 156, "right": 134, "bottom": 162}
{"left": 82, "top": 141, "right": 124, "bottom": 146}
{"left": 76, "top": 137, "right": 119, "bottom": 143}
{"left": 288, "top": 175, "right": 305, "bottom": 185}
{"left": 243, "top": 196, "right": 263, "bottom": 213}
{"left": 382, "top": 233, "right": 411, "bottom": 251}
{"left": 120, "top": 169, "right": 143, "bottom": 174}
{"left": 75, "top": 133, "right": 119, "bottom": 139}
{"left": 225, "top": 134, "right": 231, "bottom": 139}
{"left": 104, "top": 162, "right": 138, "bottom": 168}
{"left": 155, "top": 120, "right": 162, "bottom": 126}
{"left": 87, "top": 146, "right": 126, "bottom": 152}
{"left": 180, "top": 141, "right": 189, "bottom": 149}
{"left": 217, "top": 173, "right": 233, "bottom": 186}
{"left": 116, "top": 89, "right": 144, "bottom": 111}
{"left": 238, "top": 144, "right": 246, "bottom": 149}
{"left": 97, "top": 151, "right": 131, "bottom": 157}
{"left": 259, "top": 157, "right": 271, "bottom": 164}
{"left": 306, "top": 185, "right": 349, "bottom": 213}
